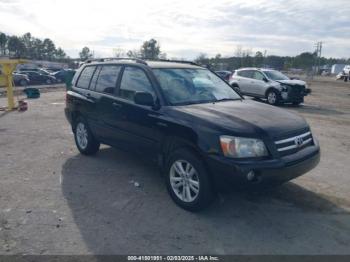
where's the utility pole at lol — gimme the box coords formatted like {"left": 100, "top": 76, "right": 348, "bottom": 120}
{"left": 314, "top": 41, "right": 323, "bottom": 75}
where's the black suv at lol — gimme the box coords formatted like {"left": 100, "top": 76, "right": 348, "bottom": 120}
{"left": 65, "top": 59, "right": 320, "bottom": 211}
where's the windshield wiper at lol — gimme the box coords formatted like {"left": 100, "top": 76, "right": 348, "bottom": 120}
{"left": 214, "top": 98, "right": 241, "bottom": 103}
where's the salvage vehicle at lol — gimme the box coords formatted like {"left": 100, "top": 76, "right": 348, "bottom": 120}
{"left": 230, "top": 68, "right": 311, "bottom": 105}
{"left": 65, "top": 59, "right": 320, "bottom": 211}
{"left": 22, "top": 71, "right": 57, "bottom": 85}
{"left": 13, "top": 72, "right": 30, "bottom": 86}
{"left": 215, "top": 70, "right": 232, "bottom": 81}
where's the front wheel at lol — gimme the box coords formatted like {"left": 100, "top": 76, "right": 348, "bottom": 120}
{"left": 165, "top": 149, "right": 215, "bottom": 211}
{"left": 73, "top": 117, "right": 100, "bottom": 155}
{"left": 19, "top": 79, "right": 28, "bottom": 86}
{"left": 266, "top": 90, "right": 279, "bottom": 105}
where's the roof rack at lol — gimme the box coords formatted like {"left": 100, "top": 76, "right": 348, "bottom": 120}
{"left": 83, "top": 58, "right": 200, "bottom": 67}
{"left": 147, "top": 59, "right": 199, "bottom": 66}
{"left": 85, "top": 57, "right": 147, "bottom": 65}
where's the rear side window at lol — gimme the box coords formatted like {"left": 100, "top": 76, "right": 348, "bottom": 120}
{"left": 119, "top": 67, "right": 155, "bottom": 101}
{"left": 237, "top": 70, "right": 253, "bottom": 78}
{"left": 76, "top": 66, "right": 96, "bottom": 89}
{"left": 95, "top": 65, "right": 121, "bottom": 94}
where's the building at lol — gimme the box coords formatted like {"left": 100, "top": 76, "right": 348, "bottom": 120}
{"left": 331, "top": 64, "right": 346, "bottom": 75}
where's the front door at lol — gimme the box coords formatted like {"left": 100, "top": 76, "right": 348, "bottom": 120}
{"left": 108, "top": 66, "right": 160, "bottom": 157}
{"left": 251, "top": 70, "right": 268, "bottom": 97}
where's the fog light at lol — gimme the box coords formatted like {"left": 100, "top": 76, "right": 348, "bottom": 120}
{"left": 247, "top": 171, "right": 255, "bottom": 181}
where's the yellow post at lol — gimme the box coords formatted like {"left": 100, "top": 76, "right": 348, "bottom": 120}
{"left": 0, "top": 59, "right": 27, "bottom": 110}
{"left": 6, "top": 69, "right": 15, "bottom": 110}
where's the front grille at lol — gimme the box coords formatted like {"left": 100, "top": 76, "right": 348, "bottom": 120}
{"left": 288, "top": 85, "right": 305, "bottom": 100}
{"left": 274, "top": 131, "right": 313, "bottom": 156}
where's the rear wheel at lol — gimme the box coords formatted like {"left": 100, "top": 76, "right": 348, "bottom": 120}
{"left": 165, "top": 148, "right": 215, "bottom": 211}
{"left": 266, "top": 90, "right": 279, "bottom": 105}
{"left": 73, "top": 117, "right": 100, "bottom": 155}
{"left": 231, "top": 84, "right": 240, "bottom": 93}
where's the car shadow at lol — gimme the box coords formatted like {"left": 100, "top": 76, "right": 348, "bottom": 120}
{"left": 61, "top": 147, "right": 350, "bottom": 254}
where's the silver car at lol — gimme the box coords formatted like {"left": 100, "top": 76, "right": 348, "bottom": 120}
{"left": 229, "top": 68, "right": 311, "bottom": 106}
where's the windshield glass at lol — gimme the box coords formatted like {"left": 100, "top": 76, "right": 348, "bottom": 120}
{"left": 153, "top": 68, "right": 241, "bottom": 105}
{"left": 263, "top": 70, "right": 290, "bottom": 80}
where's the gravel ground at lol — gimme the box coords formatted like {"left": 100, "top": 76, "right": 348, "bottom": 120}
{"left": 0, "top": 78, "right": 350, "bottom": 255}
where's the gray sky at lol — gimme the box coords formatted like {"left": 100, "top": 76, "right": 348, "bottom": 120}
{"left": 0, "top": 0, "right": 349, "bottom": 59}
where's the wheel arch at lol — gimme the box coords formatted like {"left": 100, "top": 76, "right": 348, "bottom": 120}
{"left": 160, "top": 135, "right": 216, "bottom": 186}
{"left": 265, "top": 86, "right": 281, "bottom": 98}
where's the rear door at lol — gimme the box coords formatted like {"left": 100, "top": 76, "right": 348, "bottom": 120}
{"left": 237, "top": 70, "right": 255, "bottom": 94}
{"left": 89, "top": 65, "right": 122, "bottom": 143}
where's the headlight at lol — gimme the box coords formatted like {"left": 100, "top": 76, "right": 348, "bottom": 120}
{"left": 220, "top": 136, "right": 268, "bottom": 158}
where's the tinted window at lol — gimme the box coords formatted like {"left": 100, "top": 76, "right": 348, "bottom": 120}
{"left": 76, "top": 66, "right": 96, "bottom": 89}
{"left": 119, "top": 67, "right": 155, "bottom": 101}
{"left": 89, "top": 66, "right": 101, "bottom": 90}
{"left": 95, "top": 65, "right": 121, "bottom": 94}
{"left": 237, "top": 70, "right": 253, "bottom": 78}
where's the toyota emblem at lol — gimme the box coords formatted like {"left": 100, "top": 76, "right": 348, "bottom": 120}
{"left": 295, "top": 136, "right": 304, "bottom": 147}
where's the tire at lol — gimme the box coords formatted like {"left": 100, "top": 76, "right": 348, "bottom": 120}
{"left": 231, "top": 84, "right": 240, "bottom": 93}
{"left": 73, "top": 117, "right": 100, "bottom": 155}
{"left": 46, "top": 79, "right": 52, "bottom": 84}
{"left": 266, "top": 90, "right": 279, "bottom": 105}
{"left": 165, "top": 148, "right": 215, "bottom": 211}
{"left": 19, "top": 79, "right": 28, "bottom": 86}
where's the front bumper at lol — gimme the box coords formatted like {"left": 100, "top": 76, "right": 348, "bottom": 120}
{"left": 206, "top": 144, "right": 320, "bottom": 188}
{"left": 281, "top": 88, "right": 311, "bottom": 103}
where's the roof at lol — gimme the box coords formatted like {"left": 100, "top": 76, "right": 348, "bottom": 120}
{"left": 237, "top": 67, "right": 275, "bottom": 71}
{"left": 146, "top": 61, "right": 202, "bottom": 69}
{"left": 84, "top": 58, "right": 203, "bottom": 69}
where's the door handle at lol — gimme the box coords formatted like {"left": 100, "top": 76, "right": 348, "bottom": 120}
{"left": 85, "top": 93, "right": 96, "bottom": 103}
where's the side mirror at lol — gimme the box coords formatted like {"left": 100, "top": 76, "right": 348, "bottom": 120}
{"left": 134, "top": 92, "right": 155, "bottom": 107}
{"left": 263, "top": 77, "right": 269, "bottom": 82}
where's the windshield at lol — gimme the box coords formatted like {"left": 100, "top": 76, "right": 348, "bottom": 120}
{"left": 153, "top": 68, "right": 241, "bottom": 105}
{"left": 263, "top": 70, "right": 290, "bottom": 81}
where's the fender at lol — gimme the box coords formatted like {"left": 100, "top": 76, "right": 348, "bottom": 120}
{"left": 265, "top": 86, "right": 281, "bottom": 97}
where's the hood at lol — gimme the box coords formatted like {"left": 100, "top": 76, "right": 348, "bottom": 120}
{"left": 170, "top": 100, "right": 308, "bottom": 139}
{"left": 275, "top": 79, "right": 306, "bottom": 86}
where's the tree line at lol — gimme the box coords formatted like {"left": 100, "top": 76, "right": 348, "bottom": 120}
{"left": 0, "top": 32, "right": 68, "bottom": 61}
{"left": 195, "top": 48, "right": 350, "bottom": 71}
{"left": 79, "top": 38, "right": 166, "bottom": 61}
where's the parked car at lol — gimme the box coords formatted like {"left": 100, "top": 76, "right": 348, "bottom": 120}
{"left": 65, "top": 59, "right": 320, "bottom": 211}
{"left": 19, "top": 68, "right": 52, "bottom": 76}
{"left": 215, "top": 70, "right": 232, "bottom": 81}
{"left": 52, "top": 69, "right": 76, "bottom": 83}
{"left": 22, "top": 71, "right": 57, "bottom": 85}
{"left": 230, "top": 68, "right": 311, "bottom": 105}
{"left": 12, "top": 72, "right": 30, "bottom": 86}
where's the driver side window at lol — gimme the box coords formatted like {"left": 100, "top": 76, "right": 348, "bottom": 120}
{"left": 253, "top": 71, "right": 265, "bottom": 81}
{"left": 119, "top": 67, "right": 155, "bottom": 102}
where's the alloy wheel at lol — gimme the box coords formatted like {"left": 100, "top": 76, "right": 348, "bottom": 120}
{"left": 169, "top": 160, "right": 200, "bottom": 203}
{"left": 76, "top": 122, "right": 88, "bottom": 149}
